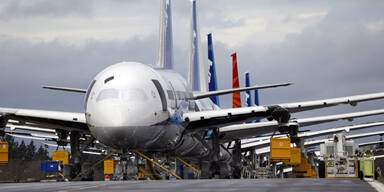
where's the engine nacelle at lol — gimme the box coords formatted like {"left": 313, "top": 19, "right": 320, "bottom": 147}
{"left": 267, "top": 106, "right": 291, "bottom": 124}
{"left": 174, "top": 134, "right": 210, "bottom": 158}
{"left": 277, "top": 122, "right": 299, "bottom": 136}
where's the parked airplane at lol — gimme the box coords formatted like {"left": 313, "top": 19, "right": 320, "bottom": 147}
{"left": 1, "top": 0, "right": 384, "bottom": 178}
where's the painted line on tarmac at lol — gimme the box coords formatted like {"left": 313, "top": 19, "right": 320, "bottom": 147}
{"left": 368, "top": 180, "right": 384, "bottom": 192}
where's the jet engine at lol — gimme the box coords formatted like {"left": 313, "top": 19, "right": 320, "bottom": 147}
{"left": 174, "top": 134, "right": 210, "bottom": 158}
{"left": 267, "top": 105, "right": 291, "bottom": 125}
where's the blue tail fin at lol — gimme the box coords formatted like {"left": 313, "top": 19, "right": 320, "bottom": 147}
{"left": 188, "top": 0, "right": 207, "bottom": 91}
{"left": 254, "top": 87, "right": 260, "bottom": 106}
{"left": 157, "top": 0, "right": 174, "bottom": 69}
{"left": 245, "top": 72, "right": 252, "bottom": 107}
{"left": 254, "top": 74, "right": 260, "bottom": 122}
{"left": 207, "top": 33, "right": 220, "bottom": 106}
{"left": 245, "top": 72, "right": 260, "bottom": 122}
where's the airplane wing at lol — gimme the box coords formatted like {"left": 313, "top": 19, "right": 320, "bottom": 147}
{"left": 254, "top": 131, "right": 384, "bottom": 155}
{"left": 42, "top": 85, "right": 87, "bottom": 93}
{"left": 5, "top": 131, "right": 59, "bottom": 142}
{"left": 219, "top": 109, "right": 384, "bottom": 141}
{"left": 0, "top": 107, "right": 89, "bottom": 133}
{"left": 239, "top": 121, "right": 384, "bottom": 149}
{"left": 192, "top": 83, "right": 292, "bottom": 100}
{"left": 305, "top": 130, "right": 384, "bottom": 147}
{"left": 183, "top": 92, "right": 384, "bottom": 130}
{"left": 358, "top": 140, "right": 384, "bottom": 147}
{"left": 277, "top": 92, "right": 384, "bottom": 113}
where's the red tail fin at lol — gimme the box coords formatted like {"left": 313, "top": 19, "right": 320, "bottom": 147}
{"left": 231, "top": 53, "right": 242, "bottom": 108}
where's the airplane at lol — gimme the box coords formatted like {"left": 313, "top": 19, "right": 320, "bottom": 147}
{"left": 2, "top": 0, "right": 384, "bottom": 179}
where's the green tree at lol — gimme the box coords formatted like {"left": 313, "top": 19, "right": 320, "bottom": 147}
{"left": 17, "top": 140, "right": 27, "bottom": 160}
{"left": 5, "top": 135, "right": 18, "bottom": 159}
{"left": 35, "top": 144, "right": 49, "bottom": 160}
{"left": 25, "top": 140, "right": 36, "bottom": 161}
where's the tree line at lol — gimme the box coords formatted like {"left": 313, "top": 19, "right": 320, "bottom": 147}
{"left": 4, "top": 135, "right": 50, "bottom": 161}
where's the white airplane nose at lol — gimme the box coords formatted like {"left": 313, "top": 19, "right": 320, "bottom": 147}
{"left": 84, "top": 62, "right": 173, "bottom": 149}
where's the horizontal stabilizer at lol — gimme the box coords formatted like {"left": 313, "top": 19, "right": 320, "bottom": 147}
{"left": 42, "top": 85, "right": 87, "bottom": 93}
{"left": 192, "top": 82, "right": 292, "bottom": 100}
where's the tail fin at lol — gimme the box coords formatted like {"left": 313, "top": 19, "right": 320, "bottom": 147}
{"left": 188, "top": 0, "right": 207, "bottom": 92}
{"left": 207, "top": 33, "right": 220, "bottom": 106}
{"left": 254, "top": 85, "right": 260, "bottom": 122}
{"left": 245, "top": 72, "right": 261, "bottom": 122}
{"left": 156, "top": 0, "right": 174, "bottom": 69}
{"left": 254, "top": 86, "right": 260, "bottom": 106}
{"left": 244, "top": 72, "right": 252, "bottom": 107}
{"left": 231, "top": 53, "right": 242, "bottom": 108}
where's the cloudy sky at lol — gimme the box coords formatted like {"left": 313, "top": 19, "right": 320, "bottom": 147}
{"left": 1, "top": 0, "right": 384, "bottom": 145}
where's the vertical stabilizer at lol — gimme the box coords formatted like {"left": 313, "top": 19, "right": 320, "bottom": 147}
{"left": 254, "top": 86, "right": 260, "bottom": 106}
{"left": 231, "top": 53, "right": 242, "bottom": 108}
{"left": 188, "top": 0, "right": 207, "bottom": 92}
{"left": 245, "top": 72, "right": 252, "bottom": 107}
{"left": 246, "top": 72, "right": 260, "bottom": 123}
{"left": 207, "top": 33, "right": 220, "bottom": 106}
{"left": 254, "top": 85, "right": 260, "bottom": 122}
{"left": 156, "top": 0, "right": 174, "bottom": 69}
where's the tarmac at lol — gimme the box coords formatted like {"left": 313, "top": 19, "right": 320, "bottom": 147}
{"left": 0, "top": 179, "right": 378, "bottom": 192}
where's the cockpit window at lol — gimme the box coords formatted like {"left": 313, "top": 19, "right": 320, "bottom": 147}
{"left": 122, "top": 89, "right": 148, "bottom": 102}
{"left": 104, "top": 76, "right": 114, "bottom": 84}
{"left": 96, "top": 88, "right": 119, "bottom": 102}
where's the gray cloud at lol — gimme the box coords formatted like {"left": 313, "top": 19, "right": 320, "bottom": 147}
{"left": 0, "top": 36, "right": 158, "bottom": 112}
{"left": 0, "top": 0, "right": 94, "bottom": 19}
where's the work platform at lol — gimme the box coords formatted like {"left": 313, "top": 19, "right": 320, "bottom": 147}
{"left": 0, "top": 179, "right": 377, "bottom": 192}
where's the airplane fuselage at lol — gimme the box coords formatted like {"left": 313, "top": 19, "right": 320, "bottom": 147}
{"left": 85, "top": 62, "right": 210, "bottom": 152}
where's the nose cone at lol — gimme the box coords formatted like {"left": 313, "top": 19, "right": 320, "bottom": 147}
{"left": 85, "top": 62, "right": 170, "bottom": 148}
